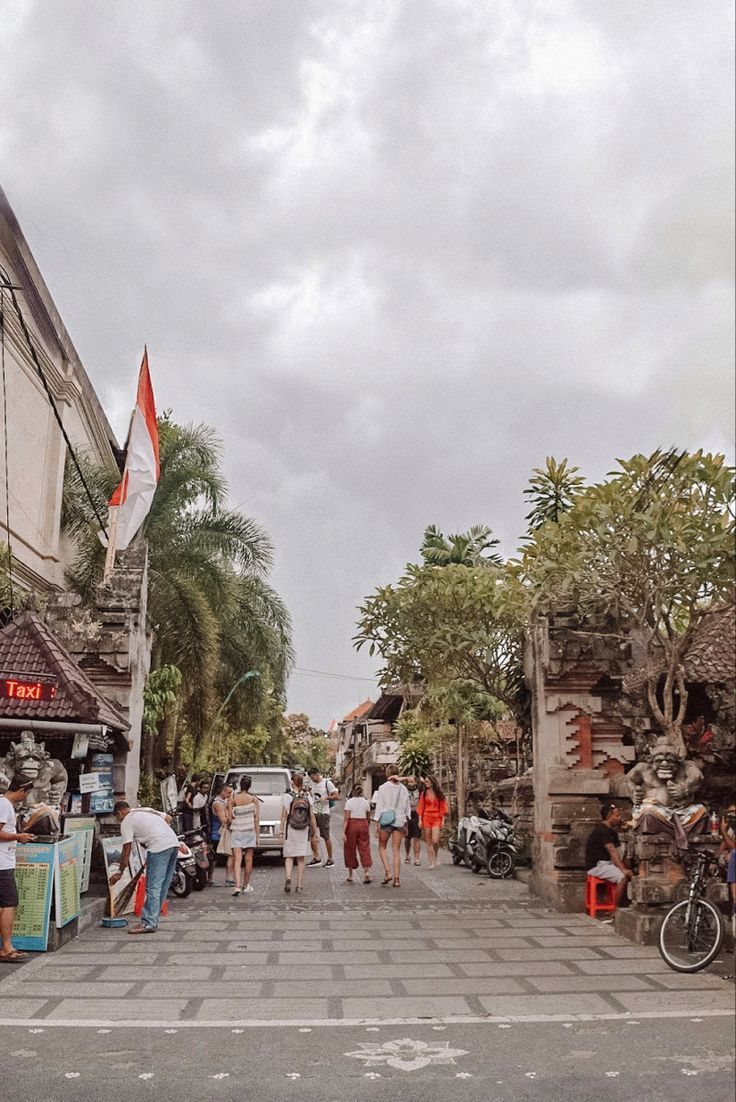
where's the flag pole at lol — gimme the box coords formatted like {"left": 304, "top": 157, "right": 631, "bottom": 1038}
{"left": 103, "top": 503, "right": 120, "bottom": 583}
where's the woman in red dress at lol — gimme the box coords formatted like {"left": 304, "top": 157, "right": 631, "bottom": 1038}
{"left": 417, "top": 777, "right": 449, "bottom": 870}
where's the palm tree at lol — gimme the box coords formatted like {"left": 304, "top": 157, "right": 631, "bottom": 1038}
{"left": 420, "top": 524, "right": 502, "bottom": 567}
{"left": 63, "top": 416, "right": 293, "bottom": 770}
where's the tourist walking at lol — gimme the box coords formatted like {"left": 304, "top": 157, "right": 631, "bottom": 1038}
{"left": 280, "top": 773, "right": 318, "bottom": 894}
{"left": 343, "top": 784, "right": 372, "bottom": 883}
{"left": 228, "top": 776, "right": 259, "bottom": 896}
{"left": 211, "top": 783, "right": 235, "bottom": 885}
{"left": 0, "top": 776, "right": 34, "bottom": 963}
{"left": 418, "top": 776, "right": 449, "bottom": 869}
{"left": 307, "top": 768, "right": 339, "bottom": 867}
{"left": 404, "top": 777, "right": 422, "bottom": 866}
{"left": 111, "top": 802, "right": 180, "bottom": 934}
{"left": 373, "top": 774, "right": 411, "bottom": 887}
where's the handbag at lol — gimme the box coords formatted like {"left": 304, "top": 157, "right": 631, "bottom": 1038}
{"left": 379, "top": 809, "right": 396, "bottom": 827}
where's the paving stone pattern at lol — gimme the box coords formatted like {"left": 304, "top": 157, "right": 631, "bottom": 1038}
{"left": 2, "top": 855, "right": 733, "bottom": 1023}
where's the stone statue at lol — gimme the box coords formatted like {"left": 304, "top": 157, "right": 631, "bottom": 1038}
{"left": 626, "top": 737, "right": 706, "bottom": 843}
{"left": 0, "top": 730, "right": 68, "bottom": 835}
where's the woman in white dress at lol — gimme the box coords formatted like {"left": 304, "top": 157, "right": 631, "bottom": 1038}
{"left": 279, "top": 773, "right": 318, "bottom": 894}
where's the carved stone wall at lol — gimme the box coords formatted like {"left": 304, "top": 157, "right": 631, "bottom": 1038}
{"left": 46, "top": 544, "right": 151, "bottom": 803}
{"left": 527, "top": 615, "right": 638, "bottom": 911}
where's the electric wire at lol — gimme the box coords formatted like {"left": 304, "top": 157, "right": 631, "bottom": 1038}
{"left": 0, "top": 288, "right": 15, "bottom": 611}
{"left": 292, "top": 666, "right": 376, "bottom": 682}
{"left": 0, "top": 264, "right": 109, "bottom": 535}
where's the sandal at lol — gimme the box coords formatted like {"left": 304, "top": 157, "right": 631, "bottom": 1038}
{"left": 0, "top": 950, "right": 28, "bottom": 963}
{"left": 392, "top": 878, "right": 401, "bottom": 887}
{"left": 414, "top": 860, "right": 421, "bottom": 866}
{"left": 363, "top": 876, "right": 372, "bottom": 884}
{"left": 381, "top": 875, "right": 392, "bottom": 885}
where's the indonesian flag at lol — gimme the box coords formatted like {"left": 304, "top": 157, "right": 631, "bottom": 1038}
{"left": 107, "top": 349, "right": 160, "bottom": 552}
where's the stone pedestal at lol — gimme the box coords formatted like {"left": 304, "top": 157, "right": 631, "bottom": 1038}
{"left": 615, "top": 833, "right": 721, "bottom": 945}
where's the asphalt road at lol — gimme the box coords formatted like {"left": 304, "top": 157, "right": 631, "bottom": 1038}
{"left": 2, "top": 837, "right": 734, "bottom": 1101}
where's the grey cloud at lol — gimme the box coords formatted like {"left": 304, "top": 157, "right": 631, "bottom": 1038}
{"left": 1, "top": 0, "right": 732, "bottom": 724}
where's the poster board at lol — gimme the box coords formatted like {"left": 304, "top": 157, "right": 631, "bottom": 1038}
{"left": 79, "top": 772, "right": 104, "bottom": 794}
{"left": 88, "top": 753, "right": 114, "bottom": 814}
{"left": 63, "top": 817, "right": 96, "bottom": 893}
{"left": 100, "top": 835, "right": 144, "bottom": 916}
{"left": 11, "top": 841, "right": 55, "bottom": 952}
{"left": 161, "top": 775, "right": 178, "bottom": 816}
{"left": 54, "top": 835, "right": 81, "bottom": 928}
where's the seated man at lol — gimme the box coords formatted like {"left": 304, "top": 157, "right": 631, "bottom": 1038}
{"left": 585, "top": 802, "right": 632, "bottom": 908}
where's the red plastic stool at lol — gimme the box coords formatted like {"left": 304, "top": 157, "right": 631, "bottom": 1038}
{"left": 585, "top": 875, "right": 616, "bottom": 918}
{"left": 133, "top": 874, "right": 169, "bottom": 917}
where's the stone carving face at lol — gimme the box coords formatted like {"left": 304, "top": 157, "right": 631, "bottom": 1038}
{"left": 5, "top": 731, "right": 49, "bottom": 783}
{"left": 650, "top": 743, "right": 681, "bottom": 781}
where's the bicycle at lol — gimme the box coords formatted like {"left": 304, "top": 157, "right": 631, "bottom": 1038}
{"left": 658, "top": 850, "right": 725, "bottom": 972}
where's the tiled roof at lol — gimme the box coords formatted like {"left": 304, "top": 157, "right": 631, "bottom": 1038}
{"left": 342, "top": 699, "right": 374, "bottom": 723}
{"left": 624, "top": 604, "right": 736, "bottom": 694}
{"left": 0, "top": 611, "right": 129, "bottom": 730}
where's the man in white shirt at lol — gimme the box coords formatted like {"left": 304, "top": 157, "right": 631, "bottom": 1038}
{"left": 372, "top": 775, "right": 411, "bottom": 887}
{"left": 0, "top": 776, "right": 34, "bottom": 963}
{"left": 307, "top": 769, "right": 339, "bottom": 867}
{"left": 110, "top": 802, "right": 180, "bottom": 934}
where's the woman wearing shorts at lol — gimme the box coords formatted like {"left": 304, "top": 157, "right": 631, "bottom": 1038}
{"left": 372, "top": 775, "right": 411, "bottom": 887}
{"left": 280, "top": 773, "right": 318, "bottom": 894}
{"left": 418, "top": 777, "right": 449, "bottom": 870}
{"left": 228, "top": 775, "right": 259, "bottom": 896}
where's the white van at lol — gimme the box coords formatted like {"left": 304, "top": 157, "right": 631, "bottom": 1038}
{"left": 223, "top": 766, "right": 292, "bottom": 854}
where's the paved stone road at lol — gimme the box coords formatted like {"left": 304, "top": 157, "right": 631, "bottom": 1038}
{"left": 1, "top": 848, "right": 733, "bottom": 1100}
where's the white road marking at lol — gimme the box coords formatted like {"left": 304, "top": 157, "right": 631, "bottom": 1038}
{"left": 0, "top": 1007, "right": 731, "bottom": 1029}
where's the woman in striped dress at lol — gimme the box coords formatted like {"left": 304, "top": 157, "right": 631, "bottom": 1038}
{"left": 228, "top": 775, "right": 259, "bottom": 896}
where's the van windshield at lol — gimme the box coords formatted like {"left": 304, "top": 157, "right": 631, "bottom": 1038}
{"left": 229, "top": 772, "right": 289, "bottom": 796}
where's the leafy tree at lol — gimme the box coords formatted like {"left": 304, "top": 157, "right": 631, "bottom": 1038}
{"left": 523, "top": 457, "right": 585, "bottom": 531}
{"left": 355, "top": 561, "right": 526, "bottom": 724}
{"left": 63, "top": 415, "right": 293, "bottom": 775}
{"left": 521, "top": 449, "right": 735, "bottom": 754}
{"left": 420, "top": 524, "right": 502, "bottom": 567}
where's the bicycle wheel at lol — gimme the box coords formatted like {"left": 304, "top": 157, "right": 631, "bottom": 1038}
{"left": 658, "top": 898, "right": 724, "bottom": 972}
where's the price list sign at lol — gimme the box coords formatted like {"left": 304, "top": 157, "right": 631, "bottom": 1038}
{"left": 12, "top": 842, "right": 55, "bottom": 952}
{"left": 54, "top": 836, "right": 81, "bottom": 928}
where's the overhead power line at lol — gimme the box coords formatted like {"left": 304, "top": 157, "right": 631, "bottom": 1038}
{"left": 0, "top": 264, "right": 109, "bottom": 535}
{"left": 291, "top": 666, "right": 377, "bottom": 683}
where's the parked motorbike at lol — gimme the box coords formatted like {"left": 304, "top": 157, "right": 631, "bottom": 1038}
{"left": 449, "top": 814, "right": 483, "bottom": 868}
{"left": 469, "top": 808, "right": 516, "bottom": 878}
{"left": 183, "top": 827, "right": 215, "bottom": 891}
{"left": 169, "top": 837, "right": 197, "bottom": 897}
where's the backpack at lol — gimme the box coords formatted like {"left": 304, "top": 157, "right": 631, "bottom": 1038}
{"left": 287, "top": 795, "right": 311, "bottom": 833}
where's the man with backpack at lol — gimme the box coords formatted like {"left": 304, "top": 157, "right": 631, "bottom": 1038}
{"left": 279, "top": 773, "right": 319, "bottom": 894}
{"left": 307, "top": 768, "right": 339, "bottom": 867}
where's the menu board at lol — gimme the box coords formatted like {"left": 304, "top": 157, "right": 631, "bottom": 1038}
{"left": 63, "top": 817, "right": 96, "bottom": 893}
{"left": 12, "top": 841, "right": 55, "bottom": 952}
{"left": 54, "top": 835, "right": 81, "bottom": 928}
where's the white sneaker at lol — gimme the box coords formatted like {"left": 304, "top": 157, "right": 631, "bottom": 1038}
{"left": 243, "top": 884, "right": 254, "bottom": 894}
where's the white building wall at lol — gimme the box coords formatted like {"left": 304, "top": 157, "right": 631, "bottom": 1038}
{"left": 0, "top": 187, "right": 119, "bottom": 593}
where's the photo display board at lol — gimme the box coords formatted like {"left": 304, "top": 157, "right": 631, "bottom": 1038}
{"left": 12, "top": 841, "right": 55, "bottom": 952}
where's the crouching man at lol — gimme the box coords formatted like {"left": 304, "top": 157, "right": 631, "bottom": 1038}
{"left": 585, "top": 802, "right": 632, "bottom": 908}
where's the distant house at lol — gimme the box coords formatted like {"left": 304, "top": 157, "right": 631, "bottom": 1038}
{"left": 336, "top": 689, "right": 415, "bottom": 797}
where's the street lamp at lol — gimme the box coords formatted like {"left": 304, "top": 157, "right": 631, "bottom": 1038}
{"left": 213, "top": 669, "right": 260, "bottom": 726}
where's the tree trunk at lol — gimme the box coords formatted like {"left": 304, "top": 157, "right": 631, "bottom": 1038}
{"left": 456, "top": 723, "right": 466, "bottom": 819}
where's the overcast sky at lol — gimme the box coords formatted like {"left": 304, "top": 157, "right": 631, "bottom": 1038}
{"left": 1, "top": 1, "right": 734, "bottom": 726}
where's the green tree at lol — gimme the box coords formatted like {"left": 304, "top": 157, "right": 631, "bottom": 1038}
{"left": 355, "top": 562, "right": 526, "bottom": 724}
{"left": 420, "top": 524, "right": 502, "bottom": 567}
{"left": 521, "top": 449, "right": 735, "bottom": 754}
{"left": 63, "top": 416, "right": 293, "bottom": 775}
{"left": 523, "top": 457, "right": 585, "bottom": 531}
